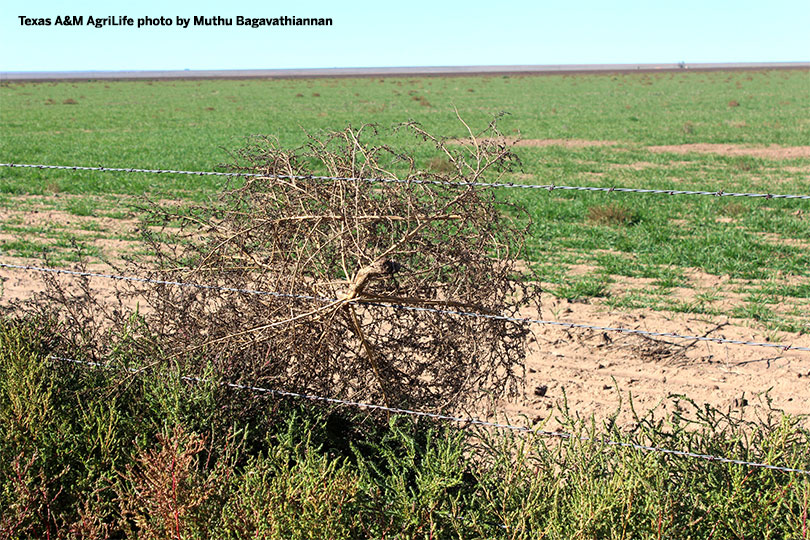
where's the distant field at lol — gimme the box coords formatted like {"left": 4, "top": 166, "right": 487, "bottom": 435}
{"left": 1, "top": 69, "right": 809, "bottom": 334}
{"left": 1, "top": 69, "right": 809, "bottom": 189}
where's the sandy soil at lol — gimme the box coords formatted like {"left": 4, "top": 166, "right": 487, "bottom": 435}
{"left": 502, "top": 296, "right": 809, "bottom": 429}
{"left": 648, "top": 143, "right": 810, "bottom": 160}
{"left": 2, "top": 257, "right": 807, "bottom": 430}
{"left": 448, "top": 137, "right": 618, "bottom": 149}
{"left": 450, "top": 139, "right": 810, "bottom": 161}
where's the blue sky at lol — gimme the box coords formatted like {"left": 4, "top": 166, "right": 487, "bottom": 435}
{"left": 2, "top": 0, "right": 808, "bottom": 71}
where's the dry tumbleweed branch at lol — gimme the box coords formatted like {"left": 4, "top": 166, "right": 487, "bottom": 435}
{"left": 42, "top": 118, "right": 541, "bottom": 412}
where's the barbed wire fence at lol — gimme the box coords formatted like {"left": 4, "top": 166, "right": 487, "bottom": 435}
{"left": 3, "top": 162, "right": 810, "bottom": 199}
{"left": 1, "top": 161, "right": 809, "bottom": 477}
{"left": 2, "top": 263, "right": 808, "bottom": 353}
{"left": 47, "top": 354, "right": 810, "bottom": 476}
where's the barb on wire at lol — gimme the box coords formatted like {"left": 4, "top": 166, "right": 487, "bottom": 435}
{"left": 3, "top": 162, "right": 810, "bottom": 200}
{"left": 49, "top": 354, "right": 810, "bottom": 476}
{"left": 3, "top": 262, "right": 809, "bottom": 353}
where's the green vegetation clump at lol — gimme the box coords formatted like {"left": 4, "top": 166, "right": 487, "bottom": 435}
{"left": 1, "top": 314, "right": 807, "bottom": 538}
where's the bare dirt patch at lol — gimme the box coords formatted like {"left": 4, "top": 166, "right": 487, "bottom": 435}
{"left": 1, "top": 207, "right": 143, "bottom": 262}
{"left": 2, "top": 262, "right": 808, "bottom": 430}
{"left": 0, "top": 257, "right": 124, "bottom": 310}
{"left": 510, "top": 263, "right": 808, "bottom": 427}
{"left": 648, "top": 143, "right": 810, "bottom": 160}
{"left": 611, "top": 161, "right": 659, "bottom": 170}
{"left": 15, "top": 208, "right": 139, "bottom": 236}
{"left": 610, "top": 160, "right": 692, "bottom": 170}
{"left": 501, "top": 295, "right": 810, "bottom": 429}
{"left": 783, "top": 166, "right": 810, "bottom": 174}
{"left": 755, "top": 232, "right": 810, "bottom": 250}
{"left": 448, "top": 137, "right": 618, "bottom": 149}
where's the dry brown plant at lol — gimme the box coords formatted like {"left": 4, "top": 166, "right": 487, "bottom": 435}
{"left": 118, "top": 426, "right": 217, "bottom": 540}
{"left": 26, "top": 117, "right": 541, "bottom": 413}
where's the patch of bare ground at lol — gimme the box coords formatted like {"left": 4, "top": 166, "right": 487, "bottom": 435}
{"left": 0, "top": 257, "right": 125, "bottom": 310}
{"left": 564, "top": 263, "right": 603, "bottom": 277}
{"left": 2, "top": 261, "right": 808, "bottom": 430}
{"left": 506, "top": 263, "right": 809, "bottom": 428}
{"left": 14, "top": 208, "right": 139, "bottom": 235}
{"left": 782, "top": 165, "right": 810, "bottom": 173}
{"left": 684, "top": 268, "right": 733, "bottom": 289}
{"left": 610, "top": 160, "right": 692, "bottom": 170}
{"left": 648, "top": 143, "right": 810, "bottom": 160}
{"left": 754, "top": 232, "right": 810, "bottom": 250}
{"left": 599, "top": 273, "right": 752, "bottom": 316}
{"left": 447, "top": 137, "right": 619, "bottom": 149}
{"left": 552, "top": 264, "right": 805, "bottom": 322}
{"left": 1, "top": 208, "right": 143, "bottom": 261}
{"left": 500, "top": 294, "right": 810, "bottom": 430}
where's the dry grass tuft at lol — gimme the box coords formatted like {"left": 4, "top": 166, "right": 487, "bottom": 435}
{"left": 427, "top": 156, "right": 455, "bottom": 174}
{"left": 586, "top": 203, "right": 641, "bottom": 226}
{"left": 721, "top": 201, "right": 748, "bottom": 218}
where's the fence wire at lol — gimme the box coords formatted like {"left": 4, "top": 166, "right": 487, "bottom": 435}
{"left": 3, "top": 262, "right": 809, "bottom": 353}
{"left": 4, "top": 159, "right": 810, "bottom": 478}
{"left": 49, "top": 355, "right": 810, "bottom": 476}
{"left": 3, "top": 162, "right": 810, "bottom": 200}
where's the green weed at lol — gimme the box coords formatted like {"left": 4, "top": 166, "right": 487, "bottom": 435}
{"left": 552, "top": 275, "right": 611, "bottom": 301}
{"left": 0, "top": 315, "right": 807, "bottom": 538}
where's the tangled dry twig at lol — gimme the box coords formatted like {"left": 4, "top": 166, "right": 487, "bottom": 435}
{"left": 29, "top": 118, "right": 542, "bottom": 413}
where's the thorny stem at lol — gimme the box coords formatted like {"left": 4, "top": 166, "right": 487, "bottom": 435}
{"left": 75, "top": 118, "right": 537, "bottom": 411}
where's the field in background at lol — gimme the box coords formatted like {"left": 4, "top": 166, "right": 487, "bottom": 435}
{"left": 2, "top": 69, "right": 809, "bottom": 334}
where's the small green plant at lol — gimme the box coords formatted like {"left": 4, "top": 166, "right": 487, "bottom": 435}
{"left": 653, "top": 268, "right": 686, "bottom": 288}
{"left": 695, "top": 290, "right": 722, "bottom": 303}
{"left": 552, "top": 276, "right": 611, "bottom": 301}
{"left": 65, "top": 198, "right": 98, "bottom": 217}
{"left": 733, "top": 301, "right": 775, "bottom": 322}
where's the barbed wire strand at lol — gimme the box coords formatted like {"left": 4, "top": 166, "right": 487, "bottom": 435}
{"left": 49, "top": 355, "right": 810, "bottom": 476}
{"left": 3, "top": 262, "right": 808, "bottom": 353}
{"left": 2, "top": 162, "right": 809, "bottom": 200}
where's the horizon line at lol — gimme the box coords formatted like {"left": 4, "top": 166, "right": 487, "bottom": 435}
{"left": 3, "top": 62, "right": 809, "bottom": 82}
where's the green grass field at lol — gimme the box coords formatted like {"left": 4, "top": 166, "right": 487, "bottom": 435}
{"left": 2, "top": 69, "right": 809, "bottom": 333}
